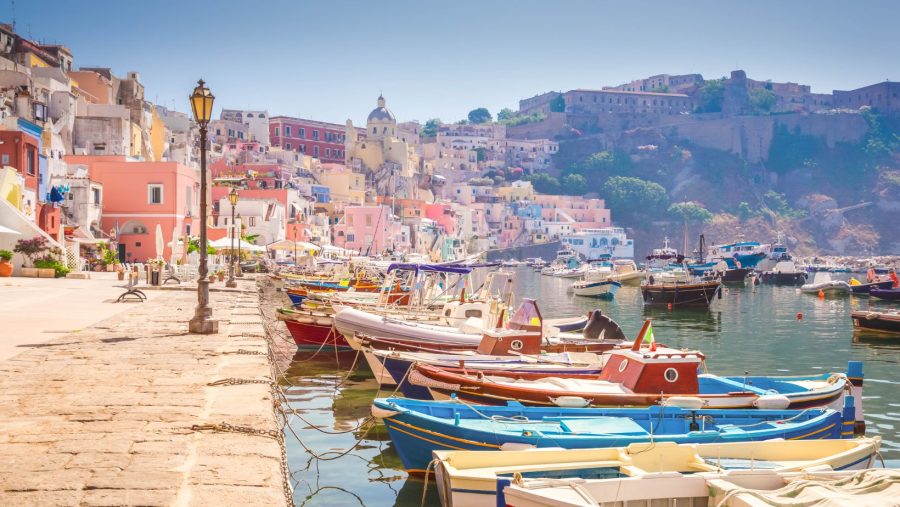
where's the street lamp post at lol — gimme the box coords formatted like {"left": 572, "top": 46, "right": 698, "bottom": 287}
{"left": 188, "top": 79, "right": 218, "bottom": 334}
{"left": 226, "top": 187, "right": 238, "bottom": 288}
{"left": 236, "top": 214, "right": 243, "bottom": 277}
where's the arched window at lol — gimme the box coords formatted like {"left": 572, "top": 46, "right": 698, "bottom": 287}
{"left": 372, "top": 127, "right": 377, "bottom": 134}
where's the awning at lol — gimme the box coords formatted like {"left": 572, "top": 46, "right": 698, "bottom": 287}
{"left": 0, "top": 224, "right": 21, "bottom": 235}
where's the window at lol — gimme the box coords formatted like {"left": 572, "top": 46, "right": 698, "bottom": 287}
{"left": 325, "top": 148, "right": 331, "bottom": 157}
{"left": 148, "top": 184, "right": 163, "bottom": 204}
{"left": 313, "top": 130, "right": 319, "bottom": 140}
{"left": 26, "top": 147, "right": 35, "bottom": 176}
{"left": 299, "top": 128, "right": 305, "bottom": 139}
{"left": 248, "top": 217, "right": 257, "bottom": 226}
{"left": 286, "top": 126, "right": 292, "bottom": 137}
{"left": 285, "top": 143, "right": 292, "bottom": 150}
{"left": 92, "top": 188, "right": 101, "bottom": 205}
{"left": 274, "top": 127, "right": 279, "bottom": 136}
{"left": 365, "top": 214, "right": 372, "bottom": 226}
{"left": 299, "top": 144, "right": 306, "bottom": 153}
{"left": 246, "top": 113, "right": 254, "bottom": 118}
{"left": 347, "top": 233, "right": 355, "bottom": 242}
{"left": 1, "top": 154, "right": 7, "bottom": 165}
{"left": 313, "top": 146, "right": 319, "bottom": 157}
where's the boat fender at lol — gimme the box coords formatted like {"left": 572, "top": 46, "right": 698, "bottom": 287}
{"left": 661, "top": 397, "right": 707, "bottom": 410}
{"left": 753, "top": 394, "right": 791, "bottom": 410}
{"left": 866, "top": 312, "right": 879, "bottom": 320}
{"left": 370, "top": 405, "right": 400, "bottom": 419}
{"left": 550, "top": 396, "right": 590, "bottom": 408}
{"left": 500, "top": 442, "right": 536, "bottom": 452}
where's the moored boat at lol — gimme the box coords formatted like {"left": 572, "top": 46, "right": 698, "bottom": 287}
{"left": 852, "top": 310, "right": 900, "bottom": 335}
{"left": 871, "top": 287, "right": 900, "bottom": 301}
{"left": 759, "top": 259, "right": 807, "bottom": 285}
{"left": 571, "top": 279, "right": 621, "bottom": 299}
{"left": 850, "top": 280, "right": 894, "bottom": 294}
{"left": 801, "top": 272, "right": 852, "bottom": 296}
{"left": 432, "top": 437, "right": 882, "bottom": 507}
{"left": 641, "top": 278, "right": 721, "bottom": 306}
{"left": 371, "top": 396, "right": 857, "bottom": 473}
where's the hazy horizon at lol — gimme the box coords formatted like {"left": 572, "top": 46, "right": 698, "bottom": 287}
{"left": 6, "top": 0, "right": 898, "bottom": 124}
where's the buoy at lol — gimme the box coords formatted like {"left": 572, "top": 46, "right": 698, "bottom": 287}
{"left": 818, "top": 289, "right": 825, "bottom": 299}
{"left": 796, "top": 312, "right": 803, "bottom": 320}
{"left": 667, "top": 303, "right": 673, "bottom": 310}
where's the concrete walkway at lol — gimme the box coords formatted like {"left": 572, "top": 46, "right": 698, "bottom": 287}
{"left": 0, "top": 277, "right": 289, "bottom": 506}
{"left": 0, "top": 273, "right": 133, "bottom": 362}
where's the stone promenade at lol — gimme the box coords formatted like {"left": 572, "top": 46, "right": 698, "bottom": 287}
{"left": 0, "top": 278, "right": 289, "bottom": 506}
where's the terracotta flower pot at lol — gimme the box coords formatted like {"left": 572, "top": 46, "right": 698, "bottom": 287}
{"left": 0, "top": 261, "right": 12, "bottom": 277}
{"left": 22, "top": 267, "right": 39, "bottom": 277}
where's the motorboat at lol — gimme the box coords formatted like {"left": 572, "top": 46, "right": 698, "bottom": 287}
{"left": 641, "top": 275, "right": 721, "bottom": 307}
{"left": 570, "top": 279, "right": 621, "bottom": 299}
{"left": 645, "top": 237, "right": 680, "bottom": 269}
{"left": 871, "top": 287, "right": 900, "bottom": 301}
{"left": 432, "top": 438, "right": 881, "bottom": 507}
{"left": 759, "top": 259, "right": 807, "bottom": 285}
{"left": 849, "top": 279, "right": 894, "bottom": 295}
{"left": 800, "top": 272, "right": 852, "bottom": 295}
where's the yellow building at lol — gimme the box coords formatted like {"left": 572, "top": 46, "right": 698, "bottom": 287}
{"left": 314, "top": 165, "right": 366, "bottom": 205}
{"left": 344, "top": 95, "right": 421, "bottom": 178}
{"left": 497, "top": 181, "right": 535, "bottom": 202}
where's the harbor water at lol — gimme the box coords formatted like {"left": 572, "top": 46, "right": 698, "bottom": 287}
{"left": 281, "top": 268, "right": 900, "bottom": 506}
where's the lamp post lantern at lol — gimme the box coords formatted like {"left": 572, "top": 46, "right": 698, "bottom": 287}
{"left": 236, "top": 213, "right": 243, "bottom": 277}
{"left": 188, "top": 79, "right": 218, "bottom": 334}
{"left": 226, "top": 187, "right": 238, "bottom": 288}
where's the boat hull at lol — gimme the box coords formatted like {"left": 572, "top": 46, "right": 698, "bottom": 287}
{"left": 373, "top": 398, "right": 851, "bottom": 473}
{"left": 852, "top": 311, "right": 900, "bottom": 334}
{"left": 800, "top": 281, "right": 852, "bottom": 295}
{"left": 572, "top": 280, "right": 621, "bottom": 299}
{"left": 850, "top": 280, "right": 894, "bottom": 294}
{"left": 641, "top": 281, "right": 721, "bottom": 307}
{"left": 870, "top": 288, "right": 900, "bottom": 301}
{"left": 759, "top": 272, "right": 807, "bottom": 285}
{"left": 283, "top": 318, "right": 349, "bottom": 349}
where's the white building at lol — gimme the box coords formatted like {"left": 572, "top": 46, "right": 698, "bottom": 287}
{"left": 220, "top": 109, "right": 271, "bottom": 145}
{"left": 560, "top": 227, "right": 634, "bottom": 259}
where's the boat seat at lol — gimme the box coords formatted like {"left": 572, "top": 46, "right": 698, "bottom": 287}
{"left": 549, "top": 417, "right": 648, "bottom": 435}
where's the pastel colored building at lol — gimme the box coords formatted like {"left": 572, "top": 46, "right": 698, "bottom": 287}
{"left": 270, "top": 116, "right": 354, "bottom": 164}
{"left": 67, "top": 155, "right": 199, "bottom": 262}
{"left": 0, "top": 123, "right": 60, "bottom": 237}
{"left": 332, "top": 205, "right": 402, "bottom": 254}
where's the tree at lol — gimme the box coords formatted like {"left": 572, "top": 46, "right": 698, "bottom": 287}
{"left": 421, "top": 118, "right": 441, "bottom": 138}
{"left": 695, "top": 79, "right": 724, "bottom": 113}
{"left": 497, "top": 108, "right": 516, "bottom": 121}
{"left": 572, "top": 150, "right": 631, "bottom": 179}
{"left": 549, "top": 94, "right": 566, "bottom": 113}
{"left": 561, "top": 174, "right": 587, "bottom": 195}
{"left": 749, "top": 88, "right": 776, "bottom": 114}
{"left": 668, "top": 201, "right": 713, "bottom": 224}
{"left": 602, "top": 176, "right": 669, "bottom": 224}
{"left": 467, "top": 107, "right": 492, "bottom": 124}
{"left": 526, "top": 173, "right": 561, "bottom": 194}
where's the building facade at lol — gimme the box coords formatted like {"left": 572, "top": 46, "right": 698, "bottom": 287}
{"left": 269, "top": 116, "right": 354, "bottom": 164}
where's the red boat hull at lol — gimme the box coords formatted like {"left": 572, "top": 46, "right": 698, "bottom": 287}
{"left": 284, "top": 319, "right": 350, "bottom": 349}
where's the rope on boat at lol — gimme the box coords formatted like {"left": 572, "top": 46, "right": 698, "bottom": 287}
{"left": 420, "top": 458, "right": 439, "bottom": 507}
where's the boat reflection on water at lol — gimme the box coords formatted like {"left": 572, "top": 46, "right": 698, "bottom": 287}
{"left": 641, "top": 305, "right": 723, "bottom": 335}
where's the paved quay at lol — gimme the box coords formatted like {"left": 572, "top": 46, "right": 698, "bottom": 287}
{"left": 0, "top": 276, "right": 290, "bottom": 507}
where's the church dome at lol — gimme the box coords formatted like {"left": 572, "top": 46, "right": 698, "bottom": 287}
{"left": 367, "top": 95, "right": 396, "bottom": 122}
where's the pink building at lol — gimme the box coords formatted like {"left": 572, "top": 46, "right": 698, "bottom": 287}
{"left": 423, "top": 202, "right": 458, "bottom": 236}
{"left": 332, "top": 205, "right": 401, "bottom": 254}
{"left": 67, "top": 155, "right": 199, "bottom": 262}
{"left": 532, "top": 194, "right": 611, "bottom": 228}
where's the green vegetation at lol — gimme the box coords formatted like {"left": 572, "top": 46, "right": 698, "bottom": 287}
{"left": 668, "top": 201, "right": 713, "bottom": 224}
{"left": 421, "top": 118, "right": 441, "bottom": 138}
{"left": 34, "top": 257, "right": 70, "bottom": 278}
{"left": 14, "top": 237, "right": 50, "bottom": 267}
{"left": 737, "top": 201, "right": 754, "bottom": 222}
{"left": 0, "top": 249, "right": 12, "bottom": 262}
{"left": 498, "top": 112, "right": 545, "bottom": 127}
{"left": 497, "top": 108, "right": 515, "bottom": 121}
{"left": 602, "top": 176, "right": 669, "bottom": 224}
{"left": 549, "top": 94, "right": 566, "bottom": 113}
{"left": 749, "top": 88, "right": 776, "bottom": 114}
{"left": 97, "top": 241, "right": 119, "bottom": 265}
{"left": 695, "top": 79, "right": 724, "bottom": 113}
{"left": 467, "top": 107, "right": 492, "bottom": 124}
{"left": 561, "top": 173, "right": 587, "bottom": 195}
{"left": 525, "top": 173, "right": 561, "bottom": 194}
{"left": 569, "top": 150, "right": 632, "bottom": 179}
{"left": 861, "top": 108, "right": 900, "bottom": 157}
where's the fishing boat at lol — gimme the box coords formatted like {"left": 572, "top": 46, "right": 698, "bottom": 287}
{"left": 645, "top": 237, "right": 680, "bottom": 269}
{"left": 432, "top": 437, "right": 881, "bottom": 507}
{"left": 850, "top": 280, "right": 894, "bottom": 295}
{"left": 277, "top": 307, "right": 347, "bottom": 349}
{"left": 871, "top": 287, "right": 900, "bottom": 301}
{"left": 641, "top": 276, "right": 721, "bottom": 307}
{"left": 800, "top": 272, "right": 852, "bottom": 296}
{"left": 759, "top": 259, "right": 807, "bottom": 285}
{"left": 755, "top": 236, "right": 791, "bottom": 272}
{"left": 570, "top": 279, "right": 621, "bottom": 299}
{"left": 371, "top": 396, "right": 858, "bottom": 473}
{"left": 852, "top": 310, "right": 900, "bottom": 335}
{"left": 405, "top": 328, "right": 860, "bottom": 412}
{"left": 501, "top": 468, "right": 898, "bottom": 507}
{"left": 706, "top": 240, "right": 767, "bottom": 269}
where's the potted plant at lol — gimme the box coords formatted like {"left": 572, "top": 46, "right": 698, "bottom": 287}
{"left": 217, "top": 269, "right": 225, "bottom": 282}
{"left": 33, "top": 256, "right": 70, "bottom": 278}
{"left": 208, "top": 272, "right": 216, "bottom": 283}
{"left": 0, "top": 250, "right": 13, "bottom": 277}
{"left": 14, "top": 237, "right": 49, "bottom": 277}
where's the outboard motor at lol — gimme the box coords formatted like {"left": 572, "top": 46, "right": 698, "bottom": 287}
{"left": 582, "top": 310, "right": 627, "bottom": 342}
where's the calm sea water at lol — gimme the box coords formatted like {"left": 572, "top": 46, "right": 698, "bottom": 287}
{"left": 281, "top": 268, "right": 900, "bottom": 506}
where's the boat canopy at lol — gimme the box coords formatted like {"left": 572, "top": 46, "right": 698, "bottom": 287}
{"left": 386, "top": 263, "right": 472, "bottom": 275}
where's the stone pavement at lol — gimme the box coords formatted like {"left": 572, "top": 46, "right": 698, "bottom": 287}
{"left": 0, "top": 277, "right": 290, "bottom": 507}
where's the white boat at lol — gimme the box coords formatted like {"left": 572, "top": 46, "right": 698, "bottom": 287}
{"left": 645, "top": 237, "right": 679, "bottom": 269}
{"left": 609, "top": 259, "right": 644, "bottom": 285}
{"left": 571, "top": 279, "right": 621, "bottom": 298}
{"left": 801, "top": 272, "right": 852, "bottom": 295}
{"left": 502, "top": 468, "right": 898, "bottom": 507}
{"left": 433, "top": 437, "right": 882, "bottom": 507}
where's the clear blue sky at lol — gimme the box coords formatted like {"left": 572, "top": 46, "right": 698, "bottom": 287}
{"left": 7, "top": 0, "right": 898, "bottom": 125}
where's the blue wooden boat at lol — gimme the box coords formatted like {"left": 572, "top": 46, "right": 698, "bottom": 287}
{"left": 286, "top": 291, "right": 306, "bottom": 306}
{"left": 372, "top": 396, "right": 856, "bottom": 473}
